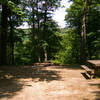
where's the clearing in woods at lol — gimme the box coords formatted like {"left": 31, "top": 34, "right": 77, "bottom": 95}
{"left": 0, "top": 63, "right": 100, "bottom": 100}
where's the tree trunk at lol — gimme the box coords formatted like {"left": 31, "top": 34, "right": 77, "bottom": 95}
{"left": 37, "top": 44, "right": 41, "bottom": 62}
{"left": 37, "top": 0, "right": 41, "bottom": 62}
{"left": 0, "top": 4, "right": 8, "bottom": 65}
{"left": 80, "top": 0, "right": 88, "bottom": 64}
{"left": 44, "top": 47, "right": 47, "bottom": 62}
{"left": 80, "top": 12, "right": 86, "bottom": 63}
{"left": 88, "top": 47, "right": 92, "bottom": 60}
{"left": 43, "top": 1, "right": 48, "bottom": 62}
{"left": 10, "top": 42, "right": 14, "bottom": 65}
{"left": 9, "top": 16, "right": 14, "bottom": 65}
{"left": 37, "top": 17, "right": 41, "bottom": 62}
{"left": 31, "top": 6, "right": 35, "bottom": 59}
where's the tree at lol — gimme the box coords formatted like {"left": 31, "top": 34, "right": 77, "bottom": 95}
{"left": 7, "top": 0, "right": 25, "bottom": 65}
{"left": 27, "top": 0, "right": 61, "bottom": 62}
{"left": 80, "top": 0, "right": 88, "bottom": 63}
{"left": 41, "top": 0, "right": 61, "bottom": 62}
{"left": 0, "top": 0, "right": 25, "bottom": 65}
{"left": 0, "top": 1, "right": 8, "bottom": 65}
{"left": 65, "top": 0, "right": 100, "bottom": 63}
{"left": 54, "top": 28, "right": 80, "bottom": 64}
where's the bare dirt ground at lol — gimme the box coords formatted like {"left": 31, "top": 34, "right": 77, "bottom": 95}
{"left": 0, "top": 64, "right": 100, "bottom": 100}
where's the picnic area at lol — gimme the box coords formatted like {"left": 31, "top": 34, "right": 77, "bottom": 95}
{"left": 0, "top": 0, "right": 100, "bottom": 100}
{"left": 0, "top": 63, "right": 100, "bottom": 100}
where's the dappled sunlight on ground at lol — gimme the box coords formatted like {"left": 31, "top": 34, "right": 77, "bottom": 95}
{"left": 0, "top": 64, "right": 100, "bottom": 100}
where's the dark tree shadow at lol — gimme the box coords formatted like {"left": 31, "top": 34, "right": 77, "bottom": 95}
{"left": 89, "top": 83, "right": 100, "bottom": 100}
{"left": 0, "top": 79, "right": 23, "bottom": 98}
{"left": 81, "top": 72, "right": 90, "bottom": 79}
{"left": 0, "top": 65, "right": 61, "bottom": 99}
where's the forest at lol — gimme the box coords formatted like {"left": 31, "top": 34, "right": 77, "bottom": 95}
{"left": 0, "top": 0, "right": 100, "bottom": 66}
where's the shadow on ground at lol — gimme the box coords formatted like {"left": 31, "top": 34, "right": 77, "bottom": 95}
{"left": 53, "top": 64, "right": 82, "bottom": 70}
{"left": 0, "top": 79, "right": 23, "bottom": 98}
{"left": 89, "top": 83, "right": 100, "bottom": 100}
{"left": 1, "top": 64, "right": 100, "bottom": 100}
{"left": 81, "top": 68, "right": 100, "bottom": 100}
{"left": 0, "top": 65, "right": 61, "bottom": 99}
{"left": 81, "top": 72, "right": 90, "bottom": 79}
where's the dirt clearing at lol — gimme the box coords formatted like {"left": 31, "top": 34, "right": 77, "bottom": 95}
{"left": 0, "top": 64, "right": 100, "bottom": 100}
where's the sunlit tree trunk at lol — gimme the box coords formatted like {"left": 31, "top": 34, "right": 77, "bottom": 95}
{"left": 80, "top": 0, "right": 88, "bottom": 64}
{"left": 80, "top": 11, "right": 86, "bottom": 63}
{"left": 44, "top": 47, "right": 47, "bottom": 62}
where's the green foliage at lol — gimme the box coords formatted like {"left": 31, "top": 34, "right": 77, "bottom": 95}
{"left": 8, "top": 1, "right": 25, "bottom": 16}
{"left": 13, "top": 29, "right": 32, "bottom": 65}
{"left": 65, "top": 0, "right": 100, "bottom": 62}
{"left": 0, "top": 0, "right": 100, "bottom": 65}
{"left": 54, "top": 28, "right": 80, "bottom": 64}
{"left": 0, "top": 0, "right": 8, "bottom": 4}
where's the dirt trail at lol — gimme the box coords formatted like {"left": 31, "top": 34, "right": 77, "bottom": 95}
{"left": 0, "top": 65, "right": 100, "bottom": 100}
